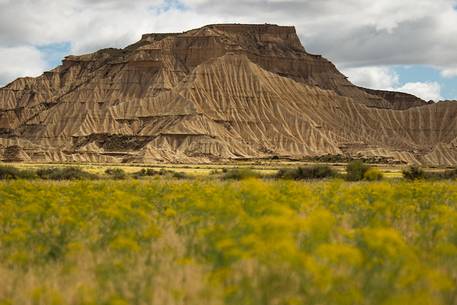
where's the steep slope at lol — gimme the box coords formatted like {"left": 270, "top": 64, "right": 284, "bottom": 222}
{"left": 0, "top": 23, "right": 455, "bottom": 165}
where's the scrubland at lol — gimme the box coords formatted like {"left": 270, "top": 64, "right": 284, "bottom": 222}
{"left": 0, "top": 178, "right": 457, "bottom": 305}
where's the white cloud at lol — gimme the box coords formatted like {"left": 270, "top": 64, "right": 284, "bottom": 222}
{"left": 343, "top": 66, "right": 442, "bottom": 101}
{"left": 441, "top": 67, "right": 457, "bottom": 78}
{"left": 396, "top": 82, "right": 442, "bottom": 101}
{"left": 341, "top": 66, "right": 399, "bottom": 90}
{"left": 0, "top": 46, "right": 46, "bottom": 85}
{"left": 0, "top": 1, "right": 187, "bottom": 51}
{"left": 0, "top": 0, "right": 226, "bottom": 56}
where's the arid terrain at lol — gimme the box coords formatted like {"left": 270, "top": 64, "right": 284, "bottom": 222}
{"left": 1, "top": 24, "right": 456, "bottom": 165}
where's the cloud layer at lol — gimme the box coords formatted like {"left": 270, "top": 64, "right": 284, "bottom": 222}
{"left": 0, "top": 46, "right": 46, "bottom": 85}
{"left": 342, "top": 66, "right": 443, "bottom": 101}
{"left": 0, "top": 0, "right": 456, "bottom": 99}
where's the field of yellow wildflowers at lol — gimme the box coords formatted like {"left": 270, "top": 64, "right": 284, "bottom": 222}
{"left": 1, "top": 179, "right": 457, "bottom": 305}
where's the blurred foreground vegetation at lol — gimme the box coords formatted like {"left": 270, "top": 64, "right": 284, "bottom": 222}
{"left": 1, "top": 179, "right": 457, "bottom": 305}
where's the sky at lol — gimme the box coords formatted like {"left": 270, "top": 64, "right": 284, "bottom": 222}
{"left": 0, "top": 0, "right": 456, "bottom": 101}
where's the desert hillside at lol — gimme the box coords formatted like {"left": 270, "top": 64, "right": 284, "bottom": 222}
{"left": 0, "top": 23, "right": 456, "bottom": 165}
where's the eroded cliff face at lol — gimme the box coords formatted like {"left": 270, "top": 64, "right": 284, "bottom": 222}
{"left": 0, "top": 23, "right": 455, "bottom": 165}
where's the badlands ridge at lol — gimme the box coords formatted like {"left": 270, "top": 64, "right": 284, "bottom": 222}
{"left": 0, "top": 24, "right": 456, "bottom": 165}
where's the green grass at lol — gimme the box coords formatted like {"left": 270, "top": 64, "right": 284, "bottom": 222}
{"left": 1, "top": 179, "right": 457, "bottom": 305}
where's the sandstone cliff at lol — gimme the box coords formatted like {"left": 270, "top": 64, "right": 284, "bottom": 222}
{"left": 0, "top": 24, "right": 455, "bottom": 165}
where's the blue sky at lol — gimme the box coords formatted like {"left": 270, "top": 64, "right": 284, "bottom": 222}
{"left": 395, "top": 66, "right": 457, "bottom": 100}
{"left": 0, "top": 0, "right": 456, "bottom": 101}
{"left": 37, "top": 43, "right": 72, "bottom": 69}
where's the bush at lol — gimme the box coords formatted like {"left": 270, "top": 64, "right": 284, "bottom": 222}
{"left": 402, "top": 166, "right": 426, "bottom": 180}
{"left": 132, "top": 168, "right": 159, "bottom": 179}
{"left": 276, "top": 168, "right": 299, "bottom": 180}
{"left": 159, "top": 169, "right": 169, "bottom": 176}
{"left": 37, "top": 167, "right": 98, "bottom": 180}
{"left": 222, "top": 168, "right": 261, "bottom": 180}
{"left": 403, "top": 166, "right": 457, "bottom": 181}
{"left": 16, "top": 169, "right": 38, "bottom": 180}
{"left": 0, "top": 166, "right": 21, "bottom": 179}
{"left": 132, "top": 168, "right": 190, "bottom": 180}
{"left": 440, "top": 168, "right": 457, "bottom": 179}
{"left": 276, "top": 165, "right": 337, "bottom": 180}
{"left": 346, "top": 160, "right": 370, "bottom": 181}
{"left": 363, "top": 167, "right": 383, "bottom": 181}
{"left": 209, "top": 169, "right": 220, "bottom": 175}
{"left": 141, "top": 168, "right": 158, "bottom": 176}
{"left": 0, "top": 166, "right": 38, "bottom": 180}
{"left": 105, "top": 168, "right": 127, "bottom": 180}
{"left": 172, "top": 171, "right": 189, "bottom": 180}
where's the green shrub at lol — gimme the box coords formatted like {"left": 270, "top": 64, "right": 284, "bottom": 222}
{"left": 276, "top": 168, "right": 299, "bottom": 180}
{"left": 402, "top": 166, "right": 426, "bottom": 180}
{"left": 159, "top": 169, "right": 169, "bottom": 176}
{"left": 0, "top": 166, "right": 38, "bottom": 180}
{"left": 209, "top": 169, "right": 220, "bottom": 175}
{"left": 172, "top": 171, "right": 189, "bottom": 180}
{"left": 428, "top": 168, "right": 457, "bottom": 180}
{"left": 132, "top": 168, "right": 190, "bottom": 180}
{"left": 142, "top": 168, "right": 158, "bottom": 176}
{"left": 402, "top": 166, "right": 457, "bottom": 181}
{"left": 17, "top": 169, "right": 39, "bottom": 180}
{"left": 132, "top": 168, "right": 159, "bottom": 179}
{"left": 105, "top": 168, "right": 127, "bottom": 180}
{"left": 346, "top": 160, "right": 370, "bottom": 181}
{"left": 276, "top": 165, "right": 337, "bottom": 180}
{"left": 437, "top": 168, "right": 457, "bottom": 180}
{"left": 222, "top": 168, "right": 261, "bottom": 180}
{"left": 36, "top": 167, "right": 98, "bottom": 180}
{"left": 0, "top": 165, "right": 21, "bottom": 179}
{"left": 363, "top": 167, "right": 383, "bottom": 181}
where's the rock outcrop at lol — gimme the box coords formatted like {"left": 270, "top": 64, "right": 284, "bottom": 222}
{"left": 0, "top": 23, "right": 455, "bottom": 165}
